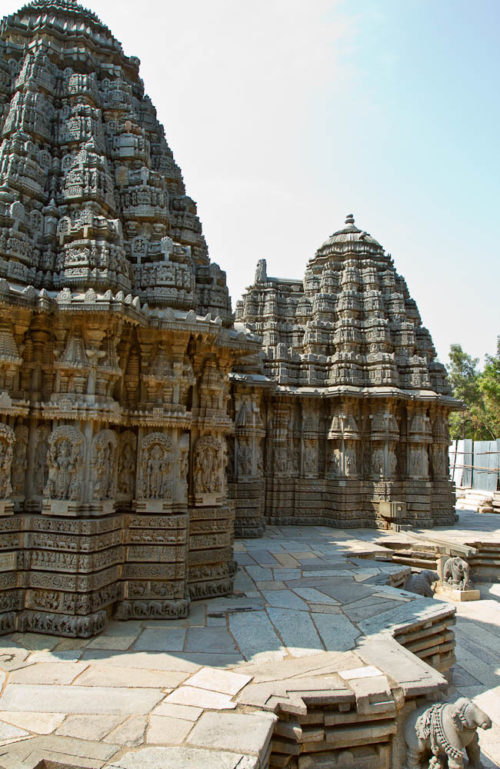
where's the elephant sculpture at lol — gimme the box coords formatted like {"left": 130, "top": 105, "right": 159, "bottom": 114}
{"left": 404, "top": 697, "right": 492, "bottom": 768}
{"left": 443, "top": 557, "right": 471, "bottom": 590}
{"left": 404, "top": 570, "right": 439, "bottom": 598}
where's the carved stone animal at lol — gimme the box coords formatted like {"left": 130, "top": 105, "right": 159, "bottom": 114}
{"left": 404, "top": 697, "right": 492, "bottom": 769}
{"left": 443, "top": 557, "right": 471, "bottom": 590}
{"left": 404, "top": 570, "right": 439, "bottom": 598}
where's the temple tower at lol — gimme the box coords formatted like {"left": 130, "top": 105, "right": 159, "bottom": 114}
{"left": 0, "top": 0, "right": 258, "bottom": 637}
{"left": 232, "top": 215, "right": 457, "bottom": 533}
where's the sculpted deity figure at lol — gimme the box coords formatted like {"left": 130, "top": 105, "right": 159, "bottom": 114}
{"left": 237, "top": 439, "right": 252, "bottom": 477}
{"left": 344, "top": 445, "right": 357, "bottom": 477}
{"left": 0, "top": 425, "right": 14, "bottom": 499}
{"left": 12, "top": 426, "right": 28, "bottom": 497}
{"left": 372, "top": 447, "right": 385, "bottom": 477}
{"left": 137, "top": 433, "right": 173, "bottom": 500}
{"left": 303, "top": 441, "right": 317, "bottom": 475}
{"left": 34, "top": 426, "right": 50, "bottom": 496}
{"left": 388, "top": 449, "right": 398, "bottom": 478}
{"left": 44, "top": 428, "right": 84, "bottom": 501}
{"left": 410, "top": 445, "right": 429, "bottom": 478}
{"left": 118, "top": 442, "right": 135, "bottom": 496}
{"left": 256, "top": 441, "right": 264, "bottom": 475}
{"left": 179, "top": 448, "right": 189, "bottom": 484}
{"left": 146, "top": 444, "right": 168, "bottom": 498}
{"left": 193, "top": 437, "right": 222, "bottom": 495}
{"left": 274, "top": 446, "right": 288, "bottom": 475}
{"left": 330, "top": 446, "right": 342, "bottom": 476}
{"left": 431, "top": 445, "right": 447, "bottom": 478}
{"left": 55, "top": 440, "right": 75, "bottom": 499}
{"left": 92, "top": 432, "right": 117, "bottom": 500}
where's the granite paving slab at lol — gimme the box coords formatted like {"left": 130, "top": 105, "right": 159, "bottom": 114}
{"left": 0, "top": 516, "right": 499, "bottom": 768}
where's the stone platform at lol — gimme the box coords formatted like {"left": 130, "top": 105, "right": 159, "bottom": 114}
{"left": 0, "top": 514, "right": 497, "bottom": 768}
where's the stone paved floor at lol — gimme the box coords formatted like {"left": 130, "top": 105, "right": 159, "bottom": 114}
{"left": 0, "top": 511, "right": 498, "bottom": 768}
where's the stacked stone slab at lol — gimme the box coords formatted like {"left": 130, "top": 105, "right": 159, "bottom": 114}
{"left": 0, "top": 0, "right": 260, "bottom": 636}
{"left": 233, "top": 215, "right": 457, "bottom": 533}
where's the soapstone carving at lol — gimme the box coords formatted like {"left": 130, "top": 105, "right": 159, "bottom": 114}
{"left": 194, "top": 436, "right": 223, "bottom": 495}
{"left": 443, "top": 557, "right": 471, "bottom": 591}
{"left": 138, "top": 433, "right": 173, "bottom": 500}
{"left": 91, "top": 430, "right": 117, "bottom": 500}
{"left": 33, "top": 425, "right": 50, "bottom": 496}
{"left": 0, "top": 425, "right": 15, "bottom": 498}
{"left": 404, "top": 570, "right": 438, "bottom": 598}
{"left": 11, "top": 425, "right": 28, "bottom": 497}
{"left": 44, "top": 426, "right": 84, "bottom": 501}
{"left": 404, "top": 697, "right": 492, "bottom": 769}
{"left": 118, "top": 432, "right": 137, "bottom": 499}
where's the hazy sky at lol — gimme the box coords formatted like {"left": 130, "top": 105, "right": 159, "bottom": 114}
{"left": 5, "top": 0, "right": 499, "bottom": 364}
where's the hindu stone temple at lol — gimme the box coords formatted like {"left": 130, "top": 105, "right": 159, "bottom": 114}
{"left": 230, "top": 216, "right": 457, "bottom": 537}
{"left": 0, "top": 0, "right": 457, "bottom": 637}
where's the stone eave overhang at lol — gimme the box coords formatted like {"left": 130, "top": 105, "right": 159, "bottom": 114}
{"left": 0, "top": 283, "right": 260, "bottom": 354}
{"left": 272, "top": 385, "right": 460, "bottom": 406}
{"left": 229, "top": 372, "right": 276, "bottom": 390}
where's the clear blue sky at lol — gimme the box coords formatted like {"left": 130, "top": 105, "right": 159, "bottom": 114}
{"left": 4, "top": 0, "right": 499, "bottom": 365}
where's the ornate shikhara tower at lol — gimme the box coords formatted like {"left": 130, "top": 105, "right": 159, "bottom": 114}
{"left": 0, "top": 0, "right": 259, "bottom": 636}
{"left": 231, "top": 215, "right": 457, "bottom": 535}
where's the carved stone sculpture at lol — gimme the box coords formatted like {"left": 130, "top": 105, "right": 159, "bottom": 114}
{"left": 193, "top": 436, "right": 223, "bottom": 496}
{"left": 443, "top": 557, "right": 471, "bottom": 591}
{"left": 404, "top": 570, "right": 438, "bottom": 598}
{"left": 44, "top": 426, "right": 84, "bottom": 501}
{"left": 138, "top": 434, "right": 173, "bottom": 500}
{"left": 91, "top": 430, "right": 117, "bottom": 501}
{"left": 0, "top": 425, "right": 15, "bottom": 499}
{"left": 12, "top": 425, "right": 28, "bottom": 498}
{"left": 404, "top": 698, "right": 492, "bottom": 769}
{"left": 118, "top": 432, "right": 137, "bottom": 499}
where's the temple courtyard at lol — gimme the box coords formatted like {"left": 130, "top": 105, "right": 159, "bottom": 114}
{"left": 0, "top": 511, "right": 497, "bottom": 768}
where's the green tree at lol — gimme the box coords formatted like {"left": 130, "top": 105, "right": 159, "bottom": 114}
{"left": 447, "top": 341, "right": 500, "bottom": 440}
{"left": 447, "top": 344, "right": 489, "bottom": 440}
{"left": 479, "top": 337, "right": 500, "bottom": 438}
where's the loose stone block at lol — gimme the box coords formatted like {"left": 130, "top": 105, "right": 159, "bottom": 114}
{"left": 187, "top": 711, "right": 276, "bottom": 756}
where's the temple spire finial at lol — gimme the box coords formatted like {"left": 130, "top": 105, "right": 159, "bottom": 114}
{"left": 345, "top": 213, "right": 355, "bottom": 226}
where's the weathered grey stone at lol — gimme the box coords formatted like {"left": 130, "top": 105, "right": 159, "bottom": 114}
{"left": 187, "top": 668, "right": 251, "bottom": 695}
{"left": 0, "top": 684, "right": 163, "bottom": 714}
{"left": 146, "top": 715, "right": 194, "bottom": 745}
{"left": 229, "top": 611, "right": 282, "bottom": 660}
{"left": 163, "top": 686, "right": 236, "bottom": 711}
{"left": 266, "top": 607, "right": 323, "bottom": 656}
{"left": 107, "top": 747, "right": 258, "bottom": 769}
{"left": 56, "top": 714, "right": 124, "bottom": 741}
{"left": 186, "top": 711, "right": 276, "bottom": 756}
{"left": 312, "top": 612, "right": 360, "bottom": 652}
{"left": 133, "top": 629, "right": 187, "bottom": 653}
{"left": 103, "top": 715, "right": 147, "bottom": 747}
{"left": 0, "top": 711, "right": 65, "bottom": 735}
